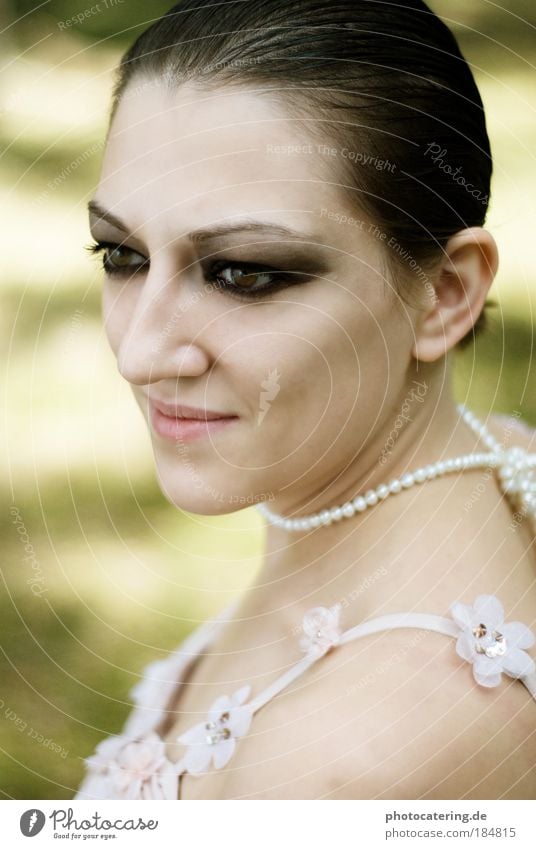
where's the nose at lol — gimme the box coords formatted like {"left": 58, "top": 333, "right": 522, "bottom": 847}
{"left": 115, "top": 272, "right": 212, "bottom": 385}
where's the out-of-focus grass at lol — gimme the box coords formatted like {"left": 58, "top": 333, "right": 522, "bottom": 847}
{"left": 2, "top": 467, "right": 263, "bottom": 799}
{"left": 1, "top": 2, "right": 535, "bottom": 799}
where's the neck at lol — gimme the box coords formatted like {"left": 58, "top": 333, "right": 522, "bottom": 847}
{"left": 240, "top": 364, "right": 498, "bottom": 625}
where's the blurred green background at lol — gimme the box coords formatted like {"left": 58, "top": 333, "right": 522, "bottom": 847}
{"left": 1, "top": 0, "right": 535, "bottom": 799}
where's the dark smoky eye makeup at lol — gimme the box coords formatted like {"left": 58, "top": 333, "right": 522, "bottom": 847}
{"left": 84, "top": 238, "right": 328, "bottom": 300}
{"left": 85, "top": 239, "right": 149, "bottom": 278}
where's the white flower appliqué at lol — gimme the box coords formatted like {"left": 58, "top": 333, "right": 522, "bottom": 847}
{"left": 84, "top": 732, "right": 179, "bottom": 800}
{"left": 176, "top": 684, "right": 254, "bottom": 775}
{"left": 450, "top": 594, "right": 535, "bottom": 688}
{"left": 299, "top": 602, "right": 343, "bottom": 657}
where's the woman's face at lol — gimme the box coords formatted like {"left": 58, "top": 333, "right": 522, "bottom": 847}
{"left": 89, "top": 79, "right": 419, "bottom": 514}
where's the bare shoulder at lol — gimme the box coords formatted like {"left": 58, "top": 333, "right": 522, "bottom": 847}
{"left": 320, "top": 628, "right": 536, "bottom": 800}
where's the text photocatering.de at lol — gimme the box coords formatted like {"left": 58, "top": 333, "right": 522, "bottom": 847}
{"left": 385, "top": 810, "right": 487, "bottom": 824}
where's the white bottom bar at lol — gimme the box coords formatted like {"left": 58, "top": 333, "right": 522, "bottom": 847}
{"left": 2, "top": 799, "right": 535, "bottom": 848}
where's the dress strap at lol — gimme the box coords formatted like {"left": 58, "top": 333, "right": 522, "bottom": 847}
{"left": 232, "top": 597, "right": 536, "bottom": 713}
{"left": 521, "top": 670, "right": 536, "bottom": 699}
{"left": 339, "top": 611, "right": 460, "bottom": 643}
{"left": 248, "top": 652, "right": 320, "bottom": 712}
{"left": 339, "top": 610, "right": 536, "bottom": 702}
{"left": 249, "top": 613, "right": 460, "bottom": 713}
{"left": 250, "top": 613, "right": 459, "bottom": 713}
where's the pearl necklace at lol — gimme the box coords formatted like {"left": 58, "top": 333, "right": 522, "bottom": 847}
{"left": 255, "top": 404, "right": 536, "bottom": 532}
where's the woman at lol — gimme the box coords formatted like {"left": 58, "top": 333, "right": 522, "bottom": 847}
{"left": 76, "top": 0, "right": 536, "bottom": 800}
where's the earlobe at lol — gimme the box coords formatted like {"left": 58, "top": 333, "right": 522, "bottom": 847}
{"left": 411, "top": 227, "right": 499, "bottom": 362}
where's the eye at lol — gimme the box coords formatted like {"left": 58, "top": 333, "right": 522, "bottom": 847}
{"left": 85, "top": 241, "right": 312, "bottom": 298}
{"left": 207, "top": 260, "right": 305, "bottom": 299}
{"left": 85, "top": 240, "right": 149, "bottom": 277}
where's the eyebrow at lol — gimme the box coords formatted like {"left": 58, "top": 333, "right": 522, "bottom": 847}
{"left": 87, "top": 200, "right": 320, "bottom": 244}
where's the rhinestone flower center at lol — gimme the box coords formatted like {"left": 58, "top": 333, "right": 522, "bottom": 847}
{"left": 204, "top": 710, "right": 232, "bottom": 745}
{"left": 472, "top": 622, "right": 507, "bottom": 658}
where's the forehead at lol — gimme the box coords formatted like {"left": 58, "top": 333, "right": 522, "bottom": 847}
{"left": 97, "top": 79, "right": 368, "bottom": 246}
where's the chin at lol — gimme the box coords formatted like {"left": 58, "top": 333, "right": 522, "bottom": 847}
{"left": 153, "top": 466, "right": 251, "bottom": 516}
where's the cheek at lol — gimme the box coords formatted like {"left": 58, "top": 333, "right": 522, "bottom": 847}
{"left": 276, "top": 301, "right": 392, "bottom": 407}
{"left": 230, "top": 312, "right": 372, "bottom": 457}
{"left": 255, "top": 301, "right": 401, "bottom": 457}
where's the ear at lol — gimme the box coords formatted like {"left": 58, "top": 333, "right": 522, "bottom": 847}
{"left": 411, "top": 227, "right": 499, "bottom": 362}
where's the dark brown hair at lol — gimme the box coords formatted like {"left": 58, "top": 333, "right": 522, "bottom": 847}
{"left": 108, "top": 0, "right": 496, "bottom": 347}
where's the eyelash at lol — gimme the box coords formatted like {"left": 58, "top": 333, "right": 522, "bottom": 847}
{"left": 84, "top": 240, "right": 307, "bottom": 300}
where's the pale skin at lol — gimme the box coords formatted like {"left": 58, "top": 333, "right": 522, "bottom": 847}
{"left": 89, "top": 80, "right": 536, "bottom": 799}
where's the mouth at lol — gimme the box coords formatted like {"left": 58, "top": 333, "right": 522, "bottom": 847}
{"left": 147, "top": 399, "right": 239, "bottom": 443}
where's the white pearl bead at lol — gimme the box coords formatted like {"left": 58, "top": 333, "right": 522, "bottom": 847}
{"left": 319, "top": 510, "right": 332, "bottom": 525}
{"left": 353, "top": 496, "right": 367, "bottom": 512}
{"left": 342, "top": 502, "right": 356, "bottom": 517}
{"left": 365, "top": 490, "right": 378, "bottom": 505}
{"left": 376, "top": 484, "right": 390, "bottom": 499}
{"left": 331, "top": 507, "right": 343, "bottom": 521}
{"left": 389, "top": 479, "right": 402, "bottom": 493}
{"left": 400, "top": 472, "right": 415, "bottom": 488}
{"left": 414, "top": 468, "right": 427, "bottom": 483}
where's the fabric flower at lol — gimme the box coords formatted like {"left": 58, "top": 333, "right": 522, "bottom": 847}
{"left": 299, "top": 602, "right": 343, "bottom": 656}
{"left": 450, "top": 594, "right": 535, "bottom": 688}
{"left": 176, "top": 685, "right": 253, "bottom": 775}
{"left": 84, "top": 732, "right": 179, "bottom": 800}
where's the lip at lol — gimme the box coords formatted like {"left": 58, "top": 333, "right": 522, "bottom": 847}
{"left": 148, "top": 397, "right": 234, "bottom": 420}
{"left": 147, "top": 398, "right": 239, "bottom": 443}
